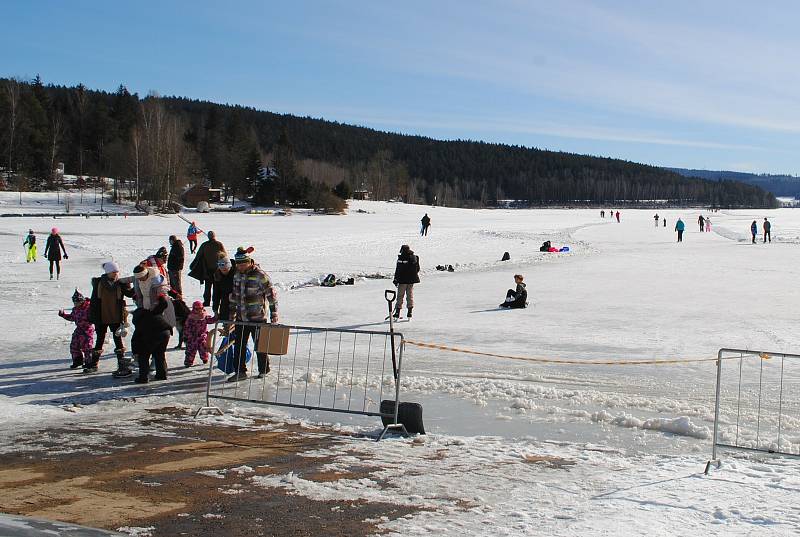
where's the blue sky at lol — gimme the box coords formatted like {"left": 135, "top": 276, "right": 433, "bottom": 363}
{"left": 2, "top": 0, "right": 799, "bottom": 174}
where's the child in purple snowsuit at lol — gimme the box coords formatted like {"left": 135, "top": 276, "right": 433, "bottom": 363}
{"left": 184, "top": 301, "right": 217, "bottom": 367}
{"left": 59, "top": 290, "right": 94, "bottom": 369}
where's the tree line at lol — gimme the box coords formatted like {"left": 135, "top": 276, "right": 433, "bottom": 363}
{"left": 0, "top": 76, "right": 778, "bottom": 209}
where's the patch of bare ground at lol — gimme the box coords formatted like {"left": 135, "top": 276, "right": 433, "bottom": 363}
{"left": 0, "top": 407, "right": 419, "bottom": 536}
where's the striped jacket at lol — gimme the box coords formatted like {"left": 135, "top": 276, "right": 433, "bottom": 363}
{"left": 230, "top": 264, "right": 278, "bottom": 322}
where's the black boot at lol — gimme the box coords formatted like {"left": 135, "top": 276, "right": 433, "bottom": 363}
{"left": 392, "top": 307, "right": 401, "bottom": 319}
{"left": 112, "top": 350, "right": 133, "bottom": 378}
{"left": 69, "top": 357, "right": 83, "bottom": 369}
{"left": 83, "top": 350, "right": 101, "bottom": 373}
{"left": 407, "top": 307, "right": 413, "bottom": 319}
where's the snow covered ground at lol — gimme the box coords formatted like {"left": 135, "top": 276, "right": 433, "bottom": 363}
{"left": 1, "top": 193, "right": 798, "bottom": 535}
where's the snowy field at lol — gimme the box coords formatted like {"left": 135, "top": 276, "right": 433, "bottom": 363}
{"left": 1, "top": 192, "right": 799, "bottom": 535}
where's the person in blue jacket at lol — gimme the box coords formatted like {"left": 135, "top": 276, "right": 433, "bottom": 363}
{"left": 675, "top": 218, "right": 685, "bottom": 242}
{"left": 750, "top": 220, "right": 758, "bottom": 244}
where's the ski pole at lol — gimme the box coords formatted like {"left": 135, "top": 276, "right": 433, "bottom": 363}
{"left": 385, "top": 289, "right": 398, "bottom": 380}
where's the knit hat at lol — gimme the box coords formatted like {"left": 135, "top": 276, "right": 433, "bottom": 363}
{"left": 28, "top": 229, "right": 33, "bottom": 234}
{"left": 71, "top": 289, "right": 85, "bottom": 303}
{"left": 102, "top": 261, "right": 120, "bottom": 274}
{"left": 192, "top": 300, "right": 204, "bottom": 312}
{"left": 51, "top": 227, "right": 58, "bottom": 234}
{"left": 168, "top": 235, "right": 177, "bottom": 243}
{"left": 155, "top": 246, "right": 168, "bottom": 260}
{"left": 133, "top": 265, "right": 147, "bottom": 279}
{"left": 234, "top": 246, "right": 255, "bottom": 264}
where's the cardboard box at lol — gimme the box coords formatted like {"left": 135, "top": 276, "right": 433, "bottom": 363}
{"left": 256, "top": 324, "right": 290, "bottom": 355}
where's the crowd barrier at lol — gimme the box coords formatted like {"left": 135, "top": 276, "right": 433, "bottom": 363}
{"left": 706, "top": 348, "right": 800, "bottom": 473}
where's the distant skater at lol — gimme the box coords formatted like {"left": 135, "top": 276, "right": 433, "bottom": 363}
{"left": 663, "top": 217, "right": 667, "bottom": 228}
{"left": 675, "top": 218, "right": 685, "bottom": 242}
{"left": 750, "top": 221, "right": 758, "bottom": 243}
{"left": 615, "top": 211, "right": 620, "bottom": 223}
{"left": 600, "top": 210, "right": 605, "bottom": 218}
{"left": 705, "top": 217, "right": 711, "bottom": 232}
{"left": 187, "top": 222, "right": 200, "bottom": 253}
{"left": 44, "top": 227, "right": 68, "bottom": 280}
{"left": 698, "top": 215, "right": 705, "bottom": 232}
{"left": 23, "top": 229, "right": 37, "bottom": 262}
{"left": 653, "top": 214, "right": 659, "bottom": 227}
{"left": 420, "top": 213, "right": 431, "bottom": 236}
{"left": 763, "top": 218, "right": 771, "bottom": 243}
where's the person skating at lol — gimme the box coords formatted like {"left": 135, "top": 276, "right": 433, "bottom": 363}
{"left": 44, "top": 227, "right": 68, "bottom": 280}
{"left": 675, "top": 218, "right": 685, "bottom": 242}
{"left": 58, "top": 290, "right": 94, "bottom": 370}
{"left": 167, "top": 235, "right": 185, "bottom": 296}
{"left": 653, "top": 214, "right": 659, "bottom": 228}
{"left": 23, "top": 229, "right": 37, "bottom": 262}
{"left": 183, "top": 301, "right": 217, "bottom": 367}
{"left": 600, "top": 210, "right": 605, "bottom": 218}
{"left": 392, "top": 244, "right": 420, "bottom": 319}
{"left": 615, "top": 211, "right": 620, "bottom": 223}
{"left": 698, "top": 215, "right": 705, "bottom": 232}
{"left": 187, "top": 222, "right": 201, "bottom": 254}
{"left": 499, "top": 274, "right": 527, "bottom": 309}
{"left": 663, "top": 217, "right": 666, "bottom": 227}
{"left": 763, "top": 218, "right": 771, "bottom": 243}
{"left": 212, "top": 254, "right": 237, "bottom": 321}
{"left": 188, "top": 230, "right": 225, "bottom": 307}
{"left": 227, "top": 247, "right": 278, "bottom": 382}
{"left": 751, "top": 220, "right": 758, "bottom": 244}
{"left": 90, "top": 261, "right": 135, "bottom": 376}
{"left": 420, "top": 213, "right": 431, "bottom": 236}
{"left": 705, "top": 217, "right": 712, "bottom": 232}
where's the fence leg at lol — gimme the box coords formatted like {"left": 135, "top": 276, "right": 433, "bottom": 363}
{"left": 704, "top": 349, "right": 724, "bottom": 472}
{"left": 195, "top": 321, "right": 223, "bottom": 418}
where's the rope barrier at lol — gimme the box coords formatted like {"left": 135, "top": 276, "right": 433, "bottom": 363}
{"left": 404, "top": 340, "right": 750, "bottom": 366}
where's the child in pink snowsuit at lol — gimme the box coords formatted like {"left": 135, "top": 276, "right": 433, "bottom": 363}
{"left": 184, "top": 301, "right": 217, "bottom": 366}
{"left": 58, "top": 290, "right": 94, "bottom": 369}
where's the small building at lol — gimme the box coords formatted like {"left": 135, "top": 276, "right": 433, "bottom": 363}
{"left": 181, "top": 184, "right": 211, "bottom": 207}
{"left": 208, "top": 188, "right": 222, "bottom": 203}
{"left": 353, "top": 182, "right": 371, "bottom": 200}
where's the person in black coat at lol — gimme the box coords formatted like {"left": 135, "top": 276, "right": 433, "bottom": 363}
{"left": 420, "top": 213, "right": 431, "bottom": 236}
{"left": 167, "top": 235, "right": 185, "bottom": 296}
{"left": 212, "top": 255, "right": 237, "bottom": 321}
{"left": 392, "top": 244, "right": 420, "bottom": 318}
{"left": 500, "top": 274, "right": 528, "bottom": 309}
{"left": 43, "top": 227, "right": 68, "bottom": 280}
{"left": 132, "top": 295, "right": 172, "bottom": 383}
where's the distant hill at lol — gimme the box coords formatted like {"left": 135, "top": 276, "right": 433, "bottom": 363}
{"left": 0, "top": 76, "right": 779, "bottom": 208}
{"left": 669, "top": 168, "right": 800, "bottom": 199}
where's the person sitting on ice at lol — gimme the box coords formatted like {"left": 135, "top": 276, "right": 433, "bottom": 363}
{"left": 58, "top": 289, "right": 94, "bottom": 370}
{"left": 183, "top": 301, "right": 217, "bottom": 367}
{"left": 499, "top": 274, "right": 527, "bottom": 309}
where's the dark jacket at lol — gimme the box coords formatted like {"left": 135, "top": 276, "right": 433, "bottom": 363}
{"left": 44, "top": 234, "right": 67, "bottom": 261}
{"left": 212, "top": 262, "right": 237, "bottom": 321}
{"left": 131, "top": 297, "right": 171, "bottom": 354}
{"left": 394, "top": 250, "right": 420, "bottom": 284}
{"left": 502, "top": 282, "right": 528, "bottom": 309}
{"left": 421, "top": 215, "right": 431, "bottom": 226}
{"left": 168, "top": 240, "right": 185, "bottom": 271}
{"left": 188, "top": 239, "right": 225, "bottom": 282}
{"left": 89, "top": 274, "right": 134, "bottom": 325}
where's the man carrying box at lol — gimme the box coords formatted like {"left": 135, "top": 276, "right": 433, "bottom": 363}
{"left": 227, "top": 246, "right": 278, "bottom": 382}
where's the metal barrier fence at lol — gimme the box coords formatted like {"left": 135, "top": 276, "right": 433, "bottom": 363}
{"left": 706, "top": 348, "right": 800, "bottom": 472}
{"left": 195, "top": 318, "right": 409, "bottom": 440}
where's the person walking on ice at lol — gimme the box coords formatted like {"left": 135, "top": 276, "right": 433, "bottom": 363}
{"left": 615, "top": 211, "right": 620, "bottom": 223}
{"left": 23, "top": 229, "right": 37, "bottom": 262}
{"left": 44, "top": 227, "right": 68, "bottom": 280}
{"left": 698, "top": 215, "right": 705, "bottom": 232}
{"left": 763, "top": 218, "right": 771, "bottom": 243}
{"left": 420, "top": 213, "right": 431, "bottom": 236}
{"left": 392, "top": 244, "right": 420, "bottom": 319}
{"left": 59, "top": 290, "right": 94, "bottom": 370}
{"left": 675, "top": 218, "right": 685, "bottom": 242}
{"left": 705, "top": 217, "right": 712, "bottom": 232}
{"left": 187, "top": 222, "right": 201, "bottom": 254}
{"left": 500, "top": 274, "right": 528, "bottom": 309}
{"left": 750, "top": 220, "right": 758, "bottom": 244}
{"left": 653, "top": 214, "right": 659, "bottom": 227}
{"left": 90, "top": 261, "right": 135, "bottom": 377}
{"left": 600, "top": 210, "right": 605, "bottom": 218}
